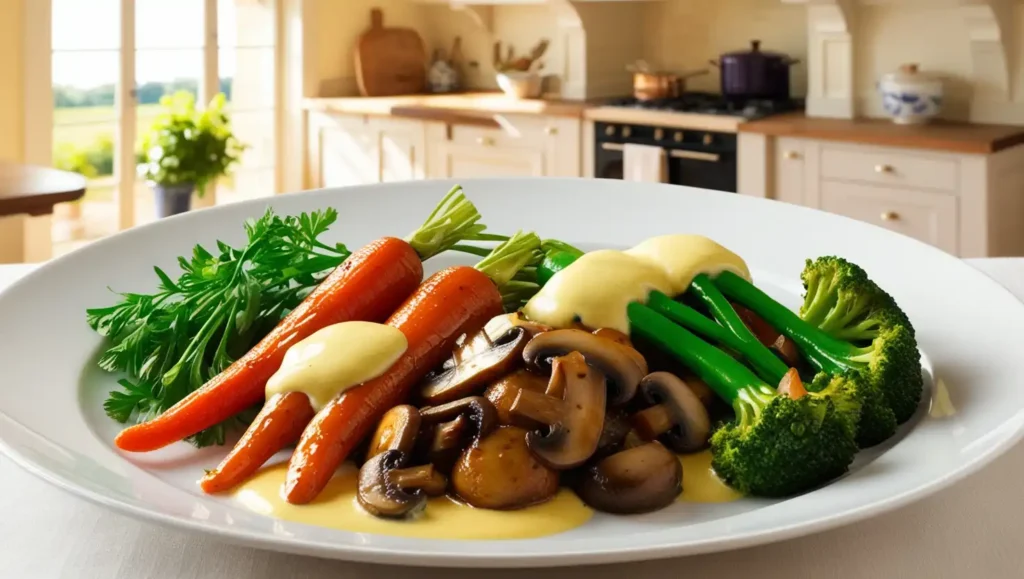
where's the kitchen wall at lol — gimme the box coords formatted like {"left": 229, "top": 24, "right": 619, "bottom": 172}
{"left": 855, "top": 4, "right": 976, "bottom": 121}
{"left": 642, "top": 0, "right": 808, "bottom": 98}
{"left": 0, "top": 0, "right": 25, "bottom": 160}
{"left": 420, "top": 5, "right": 565, "bottom": 94}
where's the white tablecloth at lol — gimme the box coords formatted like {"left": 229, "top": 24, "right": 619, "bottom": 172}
{"left": 2, "top": 260, "right": 1024, "bottom": 578}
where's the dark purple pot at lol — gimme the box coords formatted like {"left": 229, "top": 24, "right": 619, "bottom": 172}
{"left": 710, "top": 40, "right": 799, "bottom": 101}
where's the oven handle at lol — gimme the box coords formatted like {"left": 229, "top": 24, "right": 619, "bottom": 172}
{"left": 600, "top": 142, "right": 721, "bottom": 162}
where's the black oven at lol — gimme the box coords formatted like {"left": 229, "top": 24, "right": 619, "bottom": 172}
{"left": 594, "top": 122, "right": 738, "bottom": 193}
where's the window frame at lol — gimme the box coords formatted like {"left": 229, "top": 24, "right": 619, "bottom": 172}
{"left": 24, "top": 0, "right": 284, "bottom": 233}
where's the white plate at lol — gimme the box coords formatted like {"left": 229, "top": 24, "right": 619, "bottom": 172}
{"left": 1, "top": 178, "right": 1023, "bottom": 568}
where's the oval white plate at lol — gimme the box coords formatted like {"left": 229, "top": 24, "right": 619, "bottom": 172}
{"left": 2, "top": 178, "right": 1023, "bottom": 568}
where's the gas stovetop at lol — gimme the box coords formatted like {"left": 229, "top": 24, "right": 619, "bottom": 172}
{"left": 602, "top": 92, "right": 804, "bottom": 120}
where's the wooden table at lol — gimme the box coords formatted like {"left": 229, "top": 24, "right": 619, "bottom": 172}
{"left": 0, "top": 163, "right": 87, "bottom": 263}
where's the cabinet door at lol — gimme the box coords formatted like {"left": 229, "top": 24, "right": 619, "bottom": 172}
{"left": 774, "top": 137, "right": 806, "bottom": 205}
{"left": 435, "top": 143, "right": 545, "bottom": 178}
{"left": 372, "top": 118, "right": 427, "bottom": 183}
{"left": 307, "top": 112, "right": 377, "bottom": 189}
{"left": 820, "top": 180, "right": 959, "bottom": 253}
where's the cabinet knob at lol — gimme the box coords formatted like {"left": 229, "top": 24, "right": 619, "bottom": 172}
{"left": 545, "top": 126, "right": 558, "bottom": 136}
{"left": 875, "top": 164, "right": 894, "bottom": 174}
{"left": 477, "top": 136, "right": 496, "bottom": 146}
{"left": 880, "top": 211, "right": 900, "bottom": 222}
{"left": 622, "top": 126, "right": 632, "bottom": 138}
{"left": 784, "top": 150, "right": 800, "bottom": 160}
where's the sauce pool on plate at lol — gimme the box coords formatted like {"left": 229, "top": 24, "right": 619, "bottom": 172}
{"left": 231, "top": 450, "right": 738, "bottom": 539}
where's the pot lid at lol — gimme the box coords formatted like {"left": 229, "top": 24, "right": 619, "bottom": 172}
{"left": 881, "top": 63, "right": 941, "bottom": 84}
{"left": 722, "top": 40, "right": 789, "bottom": 59}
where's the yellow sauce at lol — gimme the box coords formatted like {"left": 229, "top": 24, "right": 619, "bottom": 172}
{"left": 523, "top": 235, "right": 750, "bottom": 334}
{"left": 233, "top": 463, "right": 593, "bottom": 540}
{"left": 265, "top": 321, "right": 407, "bottom": 411}
{"left": 929, "top": 378, "right": 957, "bottom": 418}
{"left": 679, "top": 450, "right": 741, "bottom": 503}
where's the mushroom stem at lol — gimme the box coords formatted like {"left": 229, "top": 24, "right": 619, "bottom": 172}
{"left": 389, "top": 464, "right": 445, "bottom": 493}
{"left": 431, "top": 415, "right": 468, "bottom": 454}
{"left": 623, "top": 429, "right": 646, "bottom": 450}
{"left": 510, "top": 389, "right": 565, "bottom": 426}
{"left": 631, "top": 404, "right": 674, "bottom": 441}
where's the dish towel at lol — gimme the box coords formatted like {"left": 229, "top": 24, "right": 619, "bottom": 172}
{"left": 623, "top": 143, "right": 667, "bottom": 183}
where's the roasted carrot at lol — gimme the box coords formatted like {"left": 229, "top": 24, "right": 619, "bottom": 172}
{"left": 199, "top": 392, "right": 315, "bottom": 493}
{"left": 283, "top": 266, "right": 504, "bottom": 504}
{"left": 114, "top": 237, "right": 423, "bottom": 452}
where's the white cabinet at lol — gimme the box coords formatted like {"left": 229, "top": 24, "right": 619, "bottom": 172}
{"left": 306, "top": 113, "right": 426, "bottom": 188}
{"left": 307, "top": 112, "right": 581, "bottom": 189}
{"left": 426, "top": 115, "right": 581, "bottom": 179}
{"left": 748, "top": 135, "right": 1024, "bottom": 257}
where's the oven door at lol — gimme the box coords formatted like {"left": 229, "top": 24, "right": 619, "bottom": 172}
{"left": 594, "top": 131, "right": 738, "bottom": 193}
{"left": 666, "top": 148, "right": 738, "bottom": 193}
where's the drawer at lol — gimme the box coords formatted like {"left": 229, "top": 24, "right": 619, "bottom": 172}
{"left": 820, "top": 180, "right": 958, "bottom": 253}
{"left": 819, "top": 144, "right": 959, "bottom": 193}
{"left": 449, "top": 116, "right": 558, "bottom": 150}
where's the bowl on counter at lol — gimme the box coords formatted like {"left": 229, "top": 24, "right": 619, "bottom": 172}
{"left": 879, "top": 63, "right": 944, "bottom": 125}
{"left": 496, "top": 71, "right": 543, "bottom": 99}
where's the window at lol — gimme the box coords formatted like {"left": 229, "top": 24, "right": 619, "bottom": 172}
{"left": 47, "top": 0, "right": 280, "bottom": 254}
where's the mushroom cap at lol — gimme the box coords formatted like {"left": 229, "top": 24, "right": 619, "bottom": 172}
{"left": 365, "top": 405, "right": 421, "bottom": 461}
{"left": 451, "top": 426, "right": 560, "bottom": 510}
{"left": 523, "top": 329, "right": 648, "bottom": 405}
{"left": 356, "top": 450, "right": 428, "bottom": 519}
{"left": 521, "top": 351, "right": 606, "bottom": 470}
{"left": 639, "top": 372, "right": 711, "bottom": 453}
{"left": 575, "top": 441, "right": 682, "bottom": 515}
{"left": 420, "top": 324, "right": 528, "bottom": 405}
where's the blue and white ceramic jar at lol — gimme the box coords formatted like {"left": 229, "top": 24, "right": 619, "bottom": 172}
{"left": 878, "top": 63, "right": 943, "bottom": 125}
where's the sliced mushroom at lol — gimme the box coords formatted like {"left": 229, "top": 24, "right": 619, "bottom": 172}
{"left": 523, "top": 329, "right": 648, "bottom": 405}
{"left": 593, "top": 408, "right": 633, "bottom": 460}
{"left": 357, "top": 450, "right": 447, "bottom": 518}
{"left": 484, "top": 369, "right": 551, "bottom": 429}
{"left": 592, "top": 327, "right": 633, "bottom": 348}
{"left": 486, "top": 311, "right": 554, "bottom": 340}
{"left": 575, "top": 441, "right": 682, "bottom": 515}
{"left": 365, "top": 405, "right": 421, "bottom": 461}
{"left": 451, "top": 426, "right": 560, "bottom": 510}
{"left": 417, "top": 396, "right": 498, "bottom": 473}
{"left": 419, "top": 324, "right": 529, "bottom": 405}
{"left": 631, "top": 372, "right": 711, "bottom": 453}
{"left": 510, "top": 351, "right": 606, "bottom": 470}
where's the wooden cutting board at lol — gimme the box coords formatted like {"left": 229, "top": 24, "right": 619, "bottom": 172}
{"left": 354, "top": 8, "right": 427, "bottom": 97}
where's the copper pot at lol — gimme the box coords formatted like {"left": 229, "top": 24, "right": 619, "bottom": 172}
{"left": 628, "top": 62, "right": 709, "bottom": 101}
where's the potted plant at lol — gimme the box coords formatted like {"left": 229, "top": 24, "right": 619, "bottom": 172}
{"left": 137, "top": 91, "right": 246, "bottom": 218}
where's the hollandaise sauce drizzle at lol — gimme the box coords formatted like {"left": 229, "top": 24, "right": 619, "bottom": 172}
{"left": 265, "top": 321, "right": 408, "bottom": 411}
{"left": 523, "top": 235, "right": 750, "bottom": 334}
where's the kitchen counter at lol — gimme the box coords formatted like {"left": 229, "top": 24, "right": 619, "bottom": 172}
{"left": 584, "top": 107, "right": 750, "bottom": 134}
{"left": 739, "top": 112, "right": 1024, "bottom": 155}
{"left": 303, "top": 93, "right": 593, "bottom": 120}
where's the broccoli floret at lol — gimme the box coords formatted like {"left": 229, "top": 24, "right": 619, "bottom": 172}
{"left": 798, "top": 257, "right": 922, "bottom": 423}
{"left": 710, "top": 385, "right": 857, "bottom": 497}
{"left": 801, "top": 257, "right": 914, "bottom": 339}
{"left": 628, "top": 302, "right": 858, "bottom": 498}
{"left": 809, "top": 371, "right": 896, "bottom": 447}
{"left": 716, "top": 264, "right": 923, "bottom": 429}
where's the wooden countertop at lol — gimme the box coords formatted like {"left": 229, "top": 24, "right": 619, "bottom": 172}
{"left": 739, "top": 113, "right": 1024, "bottom": 155}
{"left": 303, "top": 92, "right": 592, "bottom": 119}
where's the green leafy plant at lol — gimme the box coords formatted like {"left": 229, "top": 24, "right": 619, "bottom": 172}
{"left": 137, "top": 91, "right": 246, "bottom": 197}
